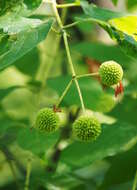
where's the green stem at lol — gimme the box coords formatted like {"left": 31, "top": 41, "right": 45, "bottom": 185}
{"left": 77, "top": 72, "right": 99, "bottom": 79}
{"left": 9, "top": 160, "right": 20, "bottom": 189}
{"left": 56, "top": 79, "right": 73, "bottom": 108}
{"left": 0, "top": 145, "right": 26, "bottom": 176}
{"left": 24, "top": 159, "right": 32, "bottom": 190}
{"left": 51, "top": 0, "right": 85, "bottom": 111}
{"left": 51, "top": 0, "right": 63, "bottom": 28}
{"left": 61, "top": 7, "right": 68, "bottom": 23}
{"left": 63, "top": 21, "right": 80, "bottom": 29}
{"left": 74, "top": 79, "right": 85, "bottom": 111}
{"left": 132, "top": 170, "right": 137, "bottom": 190}
{"left": 63, "top": 32, "right": 76, "bottom": 76}
{"left": 51, "top": 26, "right": 61, "bottom": 34}
{"left": 63, "top": 18, "right": 108, "bottom": 29}
{"left": 56, "top": 2, "right": 80, "bottom": 8}
{"left": 0, "top": 149, "right": 20, "bottom": 189}
{"left": 63, "top": 32, "right": 85, "bottom": 111}
{"left": 56, "top": 64, "right": 98, "bottom": 108}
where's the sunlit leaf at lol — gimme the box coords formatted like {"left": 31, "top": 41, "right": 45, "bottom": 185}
{"left": 80, "top": 2, "right": 137, "bottom": 58}
{"left": 109, "top": 16, "right": 137, "bottom": 41}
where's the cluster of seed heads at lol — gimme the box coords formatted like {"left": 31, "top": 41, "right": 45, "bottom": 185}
{"left": 35, "top": 108, "right": 101, "bottom": 142}
{"left": 35, "top": 61, "right": 123, "bottom": 142}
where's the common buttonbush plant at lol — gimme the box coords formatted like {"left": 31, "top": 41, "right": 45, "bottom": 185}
{"left": 0, "top": 0, "right": 137, "bottom": 190}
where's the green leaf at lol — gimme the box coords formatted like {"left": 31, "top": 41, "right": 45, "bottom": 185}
{"left": 80, "top": 1, "right": 123, "bottom": 22}
{"left": 2, "top": 88, "right": 36, "bottom": 120}
{"left": 0, "top": 86, "right": 21, "bottom": 101}
{"left": 47, "top": 76, "right": 115, "bottom": 113}
{"left": 109, "top": 181, "right": 134, "bottom": 190}
{"left": 0, "top": 0, "right": 22, "bottom": 16}
{"left": 105, "top": 26, "right": 137, "bottom": 59}
{"left": 17, "top": 127, "right": 59, "bottom": 156}
{"left": 126, "top": 0, "right": 137, "bottom": 10}
{"left": 24, "top": 0, "right": 42, "bottom": 9}
{"left": 111, "top": 0, "right": 118, "bottom": 5}
{"left": 109, "top": 16, "right": 137, "bottom": 42}
{"left": 0, "top": 116, "right": 27, "bottom": 146}
{"left": 0, "top": 0, "right": 53, "bottom": 70}
{"left": 108, "top": 96, "right": 137, "bottom": 125}
{"left": 49, "top": 174, "right": 87, "bottom": 190}
{"left": 60, "top": 122, "right": 137, "bottom": 168}
{"left": 0, "top": 0, "right": 42, "bottom": 16}
{"left": 0, "top": 117, "right": 15, "bottom": 136}
{"left": 0, "top": 17, "right": 53, "bottom": 70}
{"left": 80, "top": 2, "right": 137, "bottom": 58}
{"left": 107, "top": 16, "right": 137, "bottom": 59}
{"left": 14, "top": 47, "right": 40, "bottom": 77}
{"left": 99, "top": 143, "right": 137, "bottom": 190}
{"left": 72, "top": 42, "right": 133, "bottom": 66}
{"left": 105, "top": 16, "right": 137, "bottom": 58}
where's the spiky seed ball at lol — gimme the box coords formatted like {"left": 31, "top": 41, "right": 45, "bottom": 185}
{"left": 99, "top": 61, "right": 123, "bottom": 86}
{"left": 35, "top": 108, "right": 60, "bottom": 133}
{"left": 72, "top": 116, "right": 101, "bottom": 142}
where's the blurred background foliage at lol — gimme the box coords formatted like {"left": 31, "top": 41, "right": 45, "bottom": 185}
{"left": 0, "top": 0, "right": 137, "bottom": 190}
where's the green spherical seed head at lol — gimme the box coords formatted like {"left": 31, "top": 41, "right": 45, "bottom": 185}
{"left": 72, "top": 116, "right": 101, "bottom": 142}
{"left": 99, "top": 61, "right": 123, "bottom": 86}
{"left": 35, "top": 108, "right": 60, "bottom": 133}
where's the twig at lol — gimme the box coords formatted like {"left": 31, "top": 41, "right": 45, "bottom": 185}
{"left": 56, "top": 2, "right": 80, "bottom": 8}
{"left": 132, "top": 170, "right": 137, "bottom": 190}
{"left": 0, "top": 147, "right": 21, "bottom": 189}
{"left": 0, "top": 145, "right": 25, "bottom": 176}
{"left": 76, "top": 72, "right": 99, "bottom": 79}
{"left": 24, "top": 159, "right": 32, "bottom": 190}
{"left": 51, "top": 0, "right": 85, "bottom": 112}
{"left": 56, "top": 79, "right": 73, "bottom": 108}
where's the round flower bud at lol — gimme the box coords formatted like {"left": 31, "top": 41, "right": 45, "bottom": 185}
{"left": 99, "top": 61, "right": 123, "bottom": 86}
{"left": 72, "top": 116, "right": 101, "bottom": 142}
{"left": 35, "top": 108, "right": 60, "bottom": 133}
